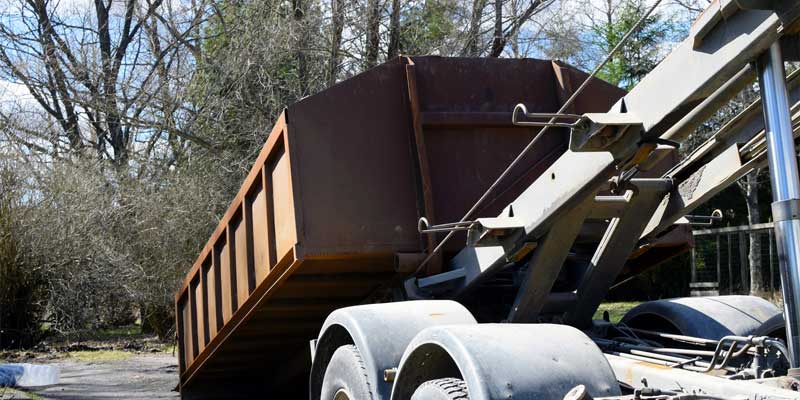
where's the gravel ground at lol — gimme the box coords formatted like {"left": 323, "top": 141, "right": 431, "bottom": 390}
{"left": 21, "top": 353, "right": 179, "bottom": 400}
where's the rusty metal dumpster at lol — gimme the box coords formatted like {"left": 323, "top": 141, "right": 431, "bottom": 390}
{"left": 175, "top": 56, "right": 630, "bottom": 398}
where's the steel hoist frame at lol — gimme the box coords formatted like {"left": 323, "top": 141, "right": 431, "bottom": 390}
{"left": 409, "top": 0, "right": 800, "bottom": 374}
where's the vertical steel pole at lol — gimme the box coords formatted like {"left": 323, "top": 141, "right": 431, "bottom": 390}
{"left": 728, "top": 233, "right": 733, "bottom": 293}
{"left": 758, "top": 42, "right": 800, "bottom": 367}
{"left": 716, "top": 234, "right": 721, "bottom": 291}
{"left": 739, "top": 231, "right": 748, "bottom": 292}
{"left": 770, "top": 230, "right": 775, "bottom": 290}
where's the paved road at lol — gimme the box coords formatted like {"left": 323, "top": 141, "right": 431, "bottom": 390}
{"left": 26, "top": 354, "right": 179, "bottom": 399}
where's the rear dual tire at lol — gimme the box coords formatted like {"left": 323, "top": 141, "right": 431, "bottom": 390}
{"left": 320, "top": 345, "right": 470, "bottom": 400}
{"left": 410, "top": 378, "right": 469, "bottom": 400}
{"left": 321, "top": 345, "right": 374, "bottom": 400}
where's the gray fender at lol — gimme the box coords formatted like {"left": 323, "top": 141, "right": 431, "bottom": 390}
{"left": 309, "top": 300, "right": 477, "bottom": 400}
{"left": 621, "top": 295, "right": 781, "bottom": 340}
{"left": 391, "top": 324, "right": 621, "bottom": 400}
{"left": 754, "top": 313, "right": 787, "bottom": 339}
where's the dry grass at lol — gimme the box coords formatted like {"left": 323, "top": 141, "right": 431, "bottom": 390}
{"left": 62, "top": 350, "right": 132, "bottom": 363}
{"left": 0, "top": 387, "right": 45, "bottom": 400}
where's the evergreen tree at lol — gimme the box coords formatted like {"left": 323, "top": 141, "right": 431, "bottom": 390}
{"left": 590, "top": 0, "right": 677, "bottom": 89}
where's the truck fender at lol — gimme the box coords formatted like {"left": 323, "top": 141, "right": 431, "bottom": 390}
{"left": 309, "top": 300, "right": 476, "bottom": 400}
{"left": 390, "top": 324, "right": 621, "bottom": 400}
{"left": 621, "top": 295, "right": 782, "bottom": 340}
{"left": 755, "top": 313, "right": 787, "bottom": 339}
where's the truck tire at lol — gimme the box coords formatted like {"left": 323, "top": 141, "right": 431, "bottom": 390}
{"left": 411, "top": 378, "right": 469, "bottom": 400}
{"left": 320, "top": 345, "right": 374, "bottom": 400}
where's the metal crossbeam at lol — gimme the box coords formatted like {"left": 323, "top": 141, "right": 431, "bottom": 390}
{"left": 564, "top": 179, "right": 671, "bottom": 328}
{"left": 507, "top": 198, "right": 594, "bottom": 323}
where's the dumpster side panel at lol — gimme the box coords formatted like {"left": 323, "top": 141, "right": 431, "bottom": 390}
{"left": 201, "top": 259, "right": 218, "bottom": 337}
{"left": 287, "top": 60, "right": 421, "bottom": 258}
{"left": 176, "top": 114, "right": 297, "bottom": 381}
{"left": 271, "top": 147, "right": 298, "bottom": 258}
{"left": 248, "top": 178, "right": 271, "bottom": 285}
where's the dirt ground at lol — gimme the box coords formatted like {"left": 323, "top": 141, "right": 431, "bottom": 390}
{"left": 2, "top": 353, "right": 179, "bottom": 400}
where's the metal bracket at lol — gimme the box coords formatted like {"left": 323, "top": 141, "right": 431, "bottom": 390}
{"left": 418, "top": 217, "right": 474, "bottom": 234}
{"left": 771, "top": 199, "right": 800, "bottom": 222}
{"left": 467, "top": 215, "right": 525, "bottom": 247}
{"left": 507, "top": 197, "right": 594, "bottom": 323}
{"left": 563, "top": 179, "right": 672, "bottom": 328}
{"left": 511, "top": 104, "right": 583, "bottom": 129}
{"left": 589, "top": 192, "right": 634, "bottom": 219}
{"left": 569, "top": 113, "right": 645, "bottom": 153}
{"left": 513, "top": 106, "right": 647, "bottom": 155}
{"left": 684, "top": 209, "right": 724, "bottom": 225}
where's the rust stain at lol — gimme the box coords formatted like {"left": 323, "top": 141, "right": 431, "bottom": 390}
{"left": 635, "top": 360, "right": 671, "bottom": 370}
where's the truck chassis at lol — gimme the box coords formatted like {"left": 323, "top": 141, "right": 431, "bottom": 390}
{"left": 177, "top": 0, "right": 800, "bottom": 398}
{"left": 309, "top": 1, "right": 800, "bottom": 399}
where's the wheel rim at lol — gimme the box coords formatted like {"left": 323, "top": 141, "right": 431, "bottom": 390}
{"left": 333, "top": 389, "right": 351, "bottom": 400}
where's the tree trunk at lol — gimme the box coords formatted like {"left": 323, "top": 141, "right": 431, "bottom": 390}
{"left": 328, "top": 0, "right": 345, "bottom": 86}
{"left": 364, "top": 0, "right": 381, "bottom": 69}
{"left": 387, "top": 0, "right": 401, "bottom": 59}
{"left": 509, "top": 0, "right": 520, "bottom": 57}
{"left": 743, "top": 170, "right": 764, "bottom": 294}
{"left": 490, "top": 0, "right": 546, "bottom": 58}
{"left": 293, "top": 0, "right": 308, "bottom": 94}
{"left": 464, "top": 0, "right": 487, "bottom": 56}
{"left": 489, "top": 0, "right": 504, "bottom": 57}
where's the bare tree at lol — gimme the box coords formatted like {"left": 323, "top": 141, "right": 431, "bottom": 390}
{"left": 490, "top": 0, "right": 504, "bottom": 56}
{"left": 463, "top": 0, "right": 488, "bottom": 56}
{"left": 387, "top": 0, "right": 401, "bottom": 59}
{"left": 537, "top": 2, "right": 585, "bottom": 66}
{"left": 7, "top": 156, "right": 233, "bottom": 336}
{"left": 329, "top": 0, "right": 345, "bottom": 85}
{"left": 293, "top": 0, "right": 311, "bottom": 94}
{"left": 364, "top": 0, "right": 381, "bottom": 69}
{"left": 489, "top": 0, "right": 552, "bottom": 57}
{"left": 0, "top": 0, "right": 216, "bottom": 337}
{"left": 673, "top": 0, "right": 711, "bottom": 13}
{"left": 739, "top": 169, "right": 764, "bottom": 294}
{"left": 0, "top": 0, "right": 209, "bottom": 168}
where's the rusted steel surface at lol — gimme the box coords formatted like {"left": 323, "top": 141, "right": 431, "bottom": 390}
{"left": 175, "top": 56, "right": 644, "bottom": 398}
{"left": 405, "top": 57, "right": 442, "bottom": 275}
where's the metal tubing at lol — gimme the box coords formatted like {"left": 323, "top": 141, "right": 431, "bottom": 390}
{"left": 758, "top": 41, "right": 800, "bottom": 367}
{"left": 624, "top": 327, "right": 719, "bottom": 346}
{"left": 608, "top": 351, "right": 712, "bottom": 373}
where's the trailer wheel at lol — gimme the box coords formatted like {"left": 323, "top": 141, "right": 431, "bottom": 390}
{"left": 320, "top": 345, "right": 374, "bottom": 400}
{"left": 411, "top": 378, "right": 469, "bottom": 400}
